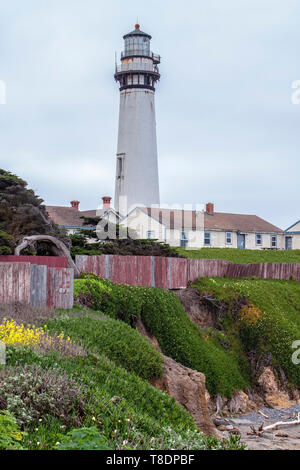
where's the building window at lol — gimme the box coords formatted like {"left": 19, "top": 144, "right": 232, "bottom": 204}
{"left": 147, "top": 230, "right": 155, "bottom": 239}
{"left": 285, "top": 236, "right": 292, "bottom": 250}
{"left": 181, "top": 231, "right": 188, "bottom": 247}
{"left": 271, "top": 235, "right": 277, "bottom": 249}
{"left": 256, "top": 234, "right": 262, "bottom": 246}
{"left": 226, "top": 232, "right": 232, "bottom": 245}
{"left": 116, "top": 154, "right": 125, "bottom": 180}
{"left": 204, "top": 232, "right": 211, "bottom": 246}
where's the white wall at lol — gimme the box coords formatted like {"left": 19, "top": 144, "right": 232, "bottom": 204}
{"left": 121, "top": 209, "right": 289, "bottom": 250}
{"left": 115, "top": 89, "right": 160, "bottom": 215}
{"left": 287, "top": 221, "right": 300, "bottom": 232}
{"left": 121, "top": 209, "right": 165, "bottom": 240}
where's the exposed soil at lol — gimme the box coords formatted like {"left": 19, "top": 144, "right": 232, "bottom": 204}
{"left": 136, "top": 319, "right": 216, "bottom": 436}
{"left": 172, "top": 288, "right": 217, "bottom": 328}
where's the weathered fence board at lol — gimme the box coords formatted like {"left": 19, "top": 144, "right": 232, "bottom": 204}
{"left": 169, "top": 258, "right": 188, "bottom": 289}
{"left": 0, "top": 263, "right": 31, "bottom": 304}
{"left": 76, "top": 255, "right": 300, "bottom": 288}
{"left": 0, "top": 262, "right": 73, "bottom": 309}
{"left": 226, "top": 262, "right": 300, "bottom": 281}
{"left": 47, "top": 268, "right": 74, "bottom": 309}
{"left": 154, "top": 256, "right": 169, "bottom": 289}
{"left": 0, "top": 256, "right": 67, "bottom": 268}
{"left": 137, "top": 256, "right": 152, "bottom": 287}
{"left": 30, "top": 264, "right": 47, "bottom": 307}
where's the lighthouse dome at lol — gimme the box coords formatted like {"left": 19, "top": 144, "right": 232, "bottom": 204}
{"left": 123, "top": 24, "right": 152, "bottom": 40}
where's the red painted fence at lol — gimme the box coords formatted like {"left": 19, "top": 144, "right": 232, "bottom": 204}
{"left": 0, "top": 256, "right": 67, "bottom": 268}
{"left": 76, "top": 255, "right": 300, "bottom": 289}
{"left": 0, "top": 262, "right": 73, "bottom": 309}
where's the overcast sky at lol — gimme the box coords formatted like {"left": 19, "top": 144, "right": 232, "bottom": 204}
{"left": 0, "top": 0, "right": 299, "bottom": 229}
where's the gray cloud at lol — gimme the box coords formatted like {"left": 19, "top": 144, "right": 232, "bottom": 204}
{"left": 0, "top": 0, "right": 299, "bottom": 229}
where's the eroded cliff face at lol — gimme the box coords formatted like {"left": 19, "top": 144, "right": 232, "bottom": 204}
{"left": 174, "top": 287, "right": 300, "bottom": 414}
{"left": 136, "top": 319, "right": 216, "bottom": 436}
{"left": 173, "top": 288, "right": 217, "bottom": 328}
{"left": 137, "top": 286, "right": 300, "bottom": 438}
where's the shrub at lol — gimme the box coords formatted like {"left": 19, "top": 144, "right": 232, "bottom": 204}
{"left": 0, "top": 318, "right": 85, "bottom": 357}
{"left": 71, "top": 236, "right": 181, "bottom": 259}
{"left": 7, "top": 346, "right": 197, "bottom": 448}
{"left": 139, "top": 288, "right": 247, "bottom": 397}
{"left": 0, "top": 230, "right": 14, "bottom": 255}
{"left": 113, "top": 426, "right": 245, "bottom": 450}
{"left": 46, "top": 313, "right": 163, "bottom": 380}
{"left": 239, "top": 304, "right": 261, "bottom": 326}
{"left": 0, "top": 364, "right": 86, "bottom": 428}
{"left": 193, "top": 277, "right": 300, "bottom": 389}
{"left": 56, "top": 426, "right": 111, "bottom": 450}
{"left": 74, "top": 277, "right": 143, "bottom": 324}
{"left": 74, "top": 277, "right": 247, "bottom": 397}
{"left": 0, "top": 410, "right": 26, "bottom": 450}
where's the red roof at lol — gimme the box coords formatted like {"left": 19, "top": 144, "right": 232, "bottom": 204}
{"left": 46, "top": 206, "right": 95, "bottom": 228}
{"left": 138, "top": 207, "right": 283, "bottom": 233}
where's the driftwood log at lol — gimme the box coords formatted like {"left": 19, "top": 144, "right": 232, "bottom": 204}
{"left": 248, "top": 413, "right": 300, "bottom": 436}
{"left": 15, "top": 235, "right": 80, "bottom": 278}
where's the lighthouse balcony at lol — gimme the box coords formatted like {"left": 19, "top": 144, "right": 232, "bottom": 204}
{"left": 121, "top": 50, "right": 161, "bottom": 64}
{"left": 115, "top": 62, "right": 160, "bottom": 74}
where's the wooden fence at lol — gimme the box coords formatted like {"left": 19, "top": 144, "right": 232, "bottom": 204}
{"left": 76, "top": 255, "right": 300, "bottom": 289}
{"left": 0, "top": 255, "right": 67, "bottom": 268}
{"left": 0, "top": 256, "right": 298, "bottom": 309}
{"left": 0, "top": 262, "right": 73, "bottom": 309}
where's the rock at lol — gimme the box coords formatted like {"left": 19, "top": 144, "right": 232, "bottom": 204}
{"left": 290, "top": 388, "right": 300, "bottom": 405}
{"left": 218, "top": 425, "right": 230, "bottom": 432}
{"left": 228, "top": 428, "right": 241, "bottom": 435}
{"left": 216, "top": 395, "right": 227, "bottom": 414}
{"left": 258, "top": 367, "right": 281, "bottom": 394}
{"left": 205, "top": 389, "right": 211, "bottom": 405}
{"left": 213, "top": 417, "right": 234, "bottom": 427}
{"left": 136, "top": 319, "right": 162, "bottom": 352}
{"left": 265, "top": 393, "right": 292, "bottom": 409}
{"left": 258, "top": 367, "right": 291, "bottom": 409}
{"left": 150, "top": 355, "right": 216, "bottom": 436}
{"left": 136, "top": 318, "right": 216, "bottom": 436}
{"left": 228, "top": 391, "right": 251, "bottom": 414}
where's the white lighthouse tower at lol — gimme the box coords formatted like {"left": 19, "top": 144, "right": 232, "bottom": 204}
{"left": 114, "top": 24, "right": 161, "bottom": 215}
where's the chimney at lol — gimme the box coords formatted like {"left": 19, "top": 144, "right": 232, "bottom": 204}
{"left": 71, "top": 200, "right": 80, "bottom": 211}
{"left": 206, "top": 202, "right": 214, "bottom": 215}
{"left": 102, "top": 196, "right": 112, "bottom": 210}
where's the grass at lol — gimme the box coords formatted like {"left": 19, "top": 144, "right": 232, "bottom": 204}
{"left": 1, "top": 305, "right": 244, "bottom": 450}
{"left": 4, "top": 342, "right": 197, "bottom": 450}
{"left": 175, "top": 247, "right": 300, "bottom": 264}
{"left": 73, "top": 274, "right": 300, "bottom": 399}
{"left": 46, "top": 311, "right": 163, "bottom": 380}
{"left": 74, "top": 277, "right": 249, "bottom": 397}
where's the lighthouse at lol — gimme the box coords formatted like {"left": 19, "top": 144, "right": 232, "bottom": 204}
{"left": 114, "top": 24, "right": 161, "bottom": 215}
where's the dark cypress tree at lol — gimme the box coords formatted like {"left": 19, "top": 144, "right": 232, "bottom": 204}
{"left": 0, "top": 169, "right": 67, "bottom": 254}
